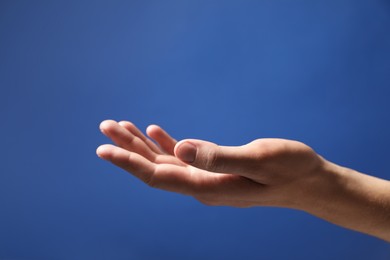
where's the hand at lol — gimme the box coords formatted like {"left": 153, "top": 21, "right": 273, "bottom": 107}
{"left": 97, "top": 120, "right": 390, "bottom": 241}
{"left": 96, "top": 120, "right": 329, "bottom": 209}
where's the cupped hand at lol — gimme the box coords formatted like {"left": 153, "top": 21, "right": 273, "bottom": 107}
{"left": 97, "top": 120, "right": 329, "bottom": 209}
{"left": 96, "top": 120, "right": 390, "bottom": 241}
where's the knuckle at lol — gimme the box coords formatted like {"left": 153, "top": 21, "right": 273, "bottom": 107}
{"left": 248, "top": 139, "right": 275, "bottom": 160}
{"left": 203, "top": 146, "right": 222, "bottom": 172}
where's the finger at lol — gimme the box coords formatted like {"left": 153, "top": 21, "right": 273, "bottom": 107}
{"left": 174, "top": 139, "right": 259, "bottom": 178}
{"left": 97, "top": 144, "right": 156, "bottom": 184}
{"left": 118, "top": 121, "right": 162, "bottom": 154}
{"left": 99, "top": 120, "right": 156, "bottom": 161}
{"left": 96, "top": 144, "right": 198, "bottom": 195}
{"left": 147, "top": 125, "right": 177, "bottom": 155}
{"left": 97, "top": 144, "right": 269, "bottom": 202}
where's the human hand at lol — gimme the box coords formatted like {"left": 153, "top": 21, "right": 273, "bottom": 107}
{"left": 96, "top": 120, "right": 331, "bottom": 210}
{"left": 97, "top": 120, "right": 390, "bottom": 241}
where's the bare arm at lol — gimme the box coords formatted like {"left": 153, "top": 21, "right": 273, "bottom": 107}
{"left": 96, "top": 120, "right": 390, "bottom": 242}
{"left": 308, "top": 162, "right": 390, "bottom": 241}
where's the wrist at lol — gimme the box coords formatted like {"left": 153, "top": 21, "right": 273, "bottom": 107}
{"left": 294, "top": 158, "right": 345, "bottom": 213}
{"left": 301, "top": 158, "right": 390, "bottom": 241}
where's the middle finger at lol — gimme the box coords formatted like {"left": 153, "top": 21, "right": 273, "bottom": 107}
{"left": 100, "top": 120, "right": 157, "bottom": 161}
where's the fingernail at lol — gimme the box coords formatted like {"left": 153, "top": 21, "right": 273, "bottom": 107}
{"left": 177, "top": 142, "right": 197, "bottom": 163}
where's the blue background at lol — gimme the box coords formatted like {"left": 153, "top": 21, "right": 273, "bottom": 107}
{"left": 1, "top": 1, "right": 390, "bottom": 259}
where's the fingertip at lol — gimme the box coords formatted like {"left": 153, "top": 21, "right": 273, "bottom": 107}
{"left": 118, "top": 120, "right": 134, "bottom": 128}
{"left": 173, "top": 139, "right": 196, "bottom": 155}
{"left": 146, "top": 124, "right": 160, "bottom": 131}
{"left": 96, "top": 145, "right": 105, "bottom": 158}
{"left": 173, "top": 140, "right": 183, "bottom": 156}
{"left": 96, "top": 144, "right": 112, "bottom": 159}
{"left": 99, "top": 119, "right": 117, "bottom": 133}
{"left": 146, "top": 124, "right": 160, "bottom": 136}
{"left": 174, "top": 140, "right": 197, "bottom": 163}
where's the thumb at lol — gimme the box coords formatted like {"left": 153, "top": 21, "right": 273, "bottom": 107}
{"left": 174, "top": 139, "right": 252, "bottom": 175}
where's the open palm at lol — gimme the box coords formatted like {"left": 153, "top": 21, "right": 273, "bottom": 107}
{"left": 97, "top": 120, "right": 324, "bottom": 208}
{"left": 97, "top": 120, "right": 263, "bottom": 207}
{"left": 97, "top": 120, "right": 390, "bottom": 242}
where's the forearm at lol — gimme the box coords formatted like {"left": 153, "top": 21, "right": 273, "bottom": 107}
{"left": 305, "top": 160, "right": 390, "bottom": 241}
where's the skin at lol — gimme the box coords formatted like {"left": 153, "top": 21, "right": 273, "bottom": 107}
{"left": 96, "top": 120, "right": 390, "bottom": 242}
